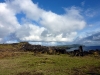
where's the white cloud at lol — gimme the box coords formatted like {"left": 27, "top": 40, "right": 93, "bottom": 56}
{"left": 75, "top": 29, "right": 100, "bottom": 46}
{"left": 81, "top": 1, "right": 85, "bottom": 6}
{"left": 85, "top": 9, "right": 97, "bottom": 17}
{"left": 6, "top": 0, "right": 43, "bottom": 21}
{"left": 5, "top": 40, "right": 18, "bottom": 44}
{"left": 0, "top": 3, "right": 20, "bottom": 43}
{"left": 40, "top": 7, "right": 86, "bottom": 34}
{"left": 93, "top": 35, "right": 100, "bottom": 40}
{"left": 82, "top": 40, "right": 100, "bottom": 46}
{"left": 15, "top": 24, "right": 45, "bottom": 41}
{"left": 89, "top": 24, "right": 93, "bottom": 27}
{"left": 0, "top": 0, "right": 86, "bottom": 43}
{"left": 0, "top": 38, "right": 3, "bottom": 43}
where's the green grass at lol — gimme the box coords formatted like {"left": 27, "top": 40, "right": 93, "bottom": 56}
{"left": 0, "top": 52, "right": 100, "bottom": 75}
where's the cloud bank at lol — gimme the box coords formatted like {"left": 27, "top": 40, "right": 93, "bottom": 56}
{"left": 75, "top": 28, "right": 100, "bottom": 46}
{"left": 0, "top": 0, "right": 86, "bottom": 43}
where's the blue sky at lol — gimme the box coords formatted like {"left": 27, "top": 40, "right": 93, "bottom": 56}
{"left": 0, "top": 0, "right": 100, "bottom": 46}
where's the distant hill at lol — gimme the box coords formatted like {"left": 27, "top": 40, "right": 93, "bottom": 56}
{"left": 54, "top": 44, "right": 85, "bottom": 49}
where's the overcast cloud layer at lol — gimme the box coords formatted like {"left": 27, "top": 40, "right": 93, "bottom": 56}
{"left": 0, "top": 0, "right": 87, "bottom": 44}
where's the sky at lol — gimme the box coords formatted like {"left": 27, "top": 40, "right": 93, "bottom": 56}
{"left": 0, "top": 0, "right": 100, "bottom": 46}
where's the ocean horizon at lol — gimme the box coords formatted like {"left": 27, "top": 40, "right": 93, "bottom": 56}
{"left": 67, "top": 46, "right": 100, "bottom": 51}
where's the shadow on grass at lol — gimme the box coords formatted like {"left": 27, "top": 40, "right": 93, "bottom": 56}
{"left": 17, "top": 71, "right": 31, "bottom": 75}
{"left": 17, "top": 71, "right": 44, "bottom": 75}
{"left": 86, "top": 66, "right": 100, "bottom": 75}
{"left": 87, "top": 73, "right": 100, "bottom": 75}
{"left": 70, "top": 66, "right": 100, "bottom": 75}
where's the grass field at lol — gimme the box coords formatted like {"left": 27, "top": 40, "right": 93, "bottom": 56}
{"left": 0, "top": 52, "right": 100, "bottom": 75}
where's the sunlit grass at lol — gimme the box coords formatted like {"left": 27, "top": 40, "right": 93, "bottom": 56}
{"left": 0, "top": 52, "right": 100, "bottom": 75}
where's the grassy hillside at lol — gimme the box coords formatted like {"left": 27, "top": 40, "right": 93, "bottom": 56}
{"left": 0, "top": 52, "right": 100, "bottom": 75}
{"left": 0, "top": 44, "right": 22, "bottom": 52}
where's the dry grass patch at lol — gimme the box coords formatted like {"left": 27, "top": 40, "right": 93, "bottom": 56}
{"left": 0, "top": 52, "right": 26, "bottom": 58}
